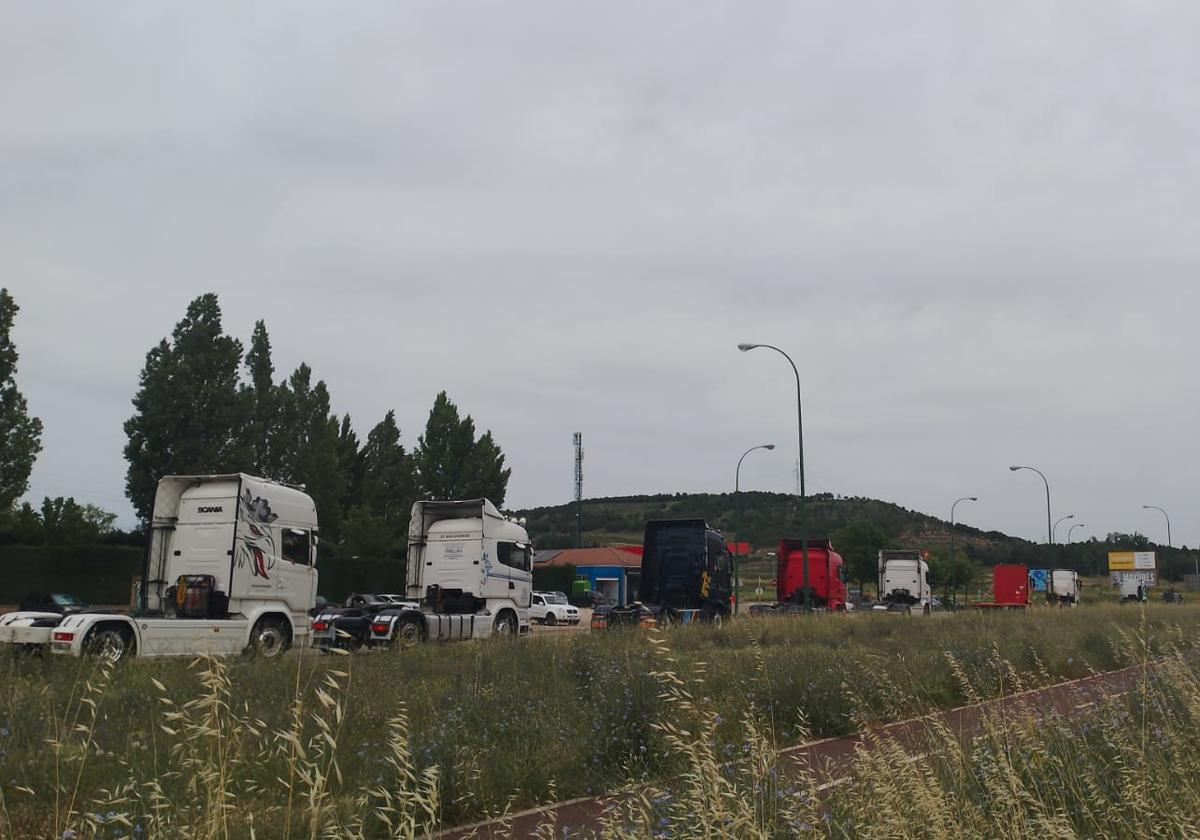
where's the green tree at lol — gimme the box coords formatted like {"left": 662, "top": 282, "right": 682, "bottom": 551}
{"left": 336, "top": 414, "right": 364, "bottom": 511}
{"left": 0, "top": 502, "right": 44, "bottom": 545}
{"left": 275, "top": 364, "right": 346, "bottom": 539}
{"left": 832, "top": 521, "right": 888, "bottom": 593}
{"left": 41, "top": 496, "right": 118, "bottom": 544}
{"left": 415, "top": 392, "right": 512, "bottom": 505}
{"left": 242, "top": 320, "right": 284, "bottom": 478}
{"left": 360, "top": 410, "right": 415, "bottom": 523}
{"left": 0, "top": 289, "right": 43, "bottom": 509}
{"left": 926, "top": 546, "right": 978, "bottom": 604}
{"left": 123, "top": 294, "right": 249, "bottom": 521}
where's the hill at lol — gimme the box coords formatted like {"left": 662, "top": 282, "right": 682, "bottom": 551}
{"left": 517, "top": 491, "right": 1198, "bottom": 580}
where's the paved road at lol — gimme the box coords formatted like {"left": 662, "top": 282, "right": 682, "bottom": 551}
{"left": 432, "top": 664, "right": 1145, "bottom": 840}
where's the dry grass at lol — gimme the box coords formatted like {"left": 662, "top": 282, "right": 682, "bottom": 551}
{"left": 0, "top": 605, "right": 1197, "bottom": 837}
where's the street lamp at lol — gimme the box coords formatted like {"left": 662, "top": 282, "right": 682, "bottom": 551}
{"left": 1142, "top": 505, "right": 1172, "bottom": 548}
{"left": 739, "top": 342, "right": 811, "bottom": 610}
{"left": 733, "top": 444, "right": 775, "bottom": 615}
{"left": 949, "top": 496, "right": 977, "bottom": 606}
{"left": 1067, "top": 523, "right": 1085, "bottom": 544}
{"left": 1009, "top": 465, "right": 1053, "bottom": 544}
{"left": 1052, "top": 514, "right": 1075, "bottom": 544}
{"left": 736, "top": 444, "right": 776, "bottom": 493}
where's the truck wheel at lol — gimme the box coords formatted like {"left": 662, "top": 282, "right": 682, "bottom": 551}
{"left": 251, "top": 617, "right": 291, "bottom": 658}
{"left": 394, "top": 616, "right": 424, "bottom": 648}
{"left": 544, "top": 612, "right": 558, "bottom": 627}
{"left": 493, "top": 611, "right": 518, "bottom": 639}
{"left": 85, "top": 625, "right": 133, "bottom": 663}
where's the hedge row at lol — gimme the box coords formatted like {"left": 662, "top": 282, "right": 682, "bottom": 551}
{"left": 0, "top": 545, "right": 576, "bottom": 608}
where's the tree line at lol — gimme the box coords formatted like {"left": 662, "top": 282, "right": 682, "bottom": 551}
{"left": 0, "top": 290, "right": 512, "bottom": 559}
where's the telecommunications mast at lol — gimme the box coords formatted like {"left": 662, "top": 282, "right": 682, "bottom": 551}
{"left": 573, "top": 432, "right": 584, "bottom": 548}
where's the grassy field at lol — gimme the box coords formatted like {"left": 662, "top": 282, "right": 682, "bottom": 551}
{"left": 0, "top": 605, "right": 1197, "bottom": 838}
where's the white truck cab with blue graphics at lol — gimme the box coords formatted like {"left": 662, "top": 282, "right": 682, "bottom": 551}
{"left": 46, "top": 474, "right": 319, "bottom": 661}
{"left": 369, "top": 499, "right": 531, "bottom": 645}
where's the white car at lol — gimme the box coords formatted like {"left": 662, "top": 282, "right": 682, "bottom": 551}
{"left": 530, "top": 592, "right": 580, "bottom": 626}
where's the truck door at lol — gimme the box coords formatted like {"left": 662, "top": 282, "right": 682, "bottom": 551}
{"left": 497, "top": 541, "right": 532, "bottom": 607}
{"left": 276, "top": 527, "right": 315, "bottom": 612}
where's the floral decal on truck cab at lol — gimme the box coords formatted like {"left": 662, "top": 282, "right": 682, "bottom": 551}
{"left": 236, "top": 489, "right": 278, "bottom": 580}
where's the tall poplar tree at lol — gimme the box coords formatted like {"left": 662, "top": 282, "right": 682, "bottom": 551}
{"left": 123, "top": 294, "right": 249, "bottom": 521}
{"left": 275, "top": 364, "right": 346, "bottom": 539}
{"left": 0, "top": 289, "right": 43, "bottom": 509}
{"left": 242, "top": 320, "right": 284, "bottom": 478}
{"left": 415, "top": 392, "right": 511, "bottom": 505}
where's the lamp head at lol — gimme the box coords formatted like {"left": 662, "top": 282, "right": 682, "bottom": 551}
{"left": 969, "top": 496, "right": 978, "bottom": 501}
{"left": 737, "top": 343, "right": 758, "bottom": 352}
{"left": 1142, "top": 505, "right": 1152, "bottom": 510}
{"left": 764, "top": 444, "right": 776, "bottom": 450}
{"left": 1008, "top": 466, "right": 1020, "bottom": 471}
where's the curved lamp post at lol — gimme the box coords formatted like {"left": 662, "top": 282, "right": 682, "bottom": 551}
{"left": 1009, "top": 465, "right": 1053, "bottom": 544}
{"left": 739, "top": 342, "right": 811, "bottom": 610}
{"left": 1066, "top": 523, "right": 1085, "bottom": 544}
{"left": 949, "top": 496, "right": 977, "bottom": 606}
{"left": 1052, "top": 514, "right": 1075, "bottom": 544}
{"left": 1142, "top": 504, "right": 1172, "bottom": 548}
{"left": 736, "top": 444, "right": 776, "bottom": 493}
{"left": 733, "top": 444, "right": 775, "bottom": 614}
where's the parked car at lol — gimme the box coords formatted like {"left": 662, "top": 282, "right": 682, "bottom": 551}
{"left": 311, "top": 594, "right": 401, "bottom": 651}
{"left": 1163, "top": 590, "right": 1185, "bottom": 605}
{"left": 530, "top": 591, "right": 580, "bottom": 626}
{"left": 0, "top": 593, "right": 91, "bottom": 653}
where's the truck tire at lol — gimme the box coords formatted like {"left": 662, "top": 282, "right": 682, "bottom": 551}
{"left": 394, "top": 616, "right": 424, "bottom": 648}
{"left": 84, "top": 624, "right": 133, "bottom": 663}
{"left": 250, "top": 616, "right": 291, "bottom": 659}
{"left": 493, "top": 611, "right": 518, "bottom": 639}
{"left": 544, "top": 612, "right": 558, "bottom": 627}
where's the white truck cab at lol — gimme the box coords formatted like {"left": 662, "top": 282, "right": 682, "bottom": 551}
{"left": 1048, "top": 569, "right": 1080, "bottom": 606}
{"left": 876, "top": 550, "right": 932, "bottom": 614}
{"left": 369, "top": 499, "right": 532, "bottom": 645}
{"left": 48, "top": 474, "right": 319, "bottom": 661}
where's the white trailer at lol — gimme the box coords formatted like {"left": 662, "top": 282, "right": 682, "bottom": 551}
{"left": 368, "top": 499, "right": 532, "bottom": 645}
{"left": 875, "top": 549, "right": 932, "bottom": 614}
{"left": 44, "top": 474, "right": 319, "bottom": 660}
{"left": 1118, "top": 578, "right": 1147, "bottom": 603}
{"left": 1048, "top": 569, "right": 1080, "bottom": 606}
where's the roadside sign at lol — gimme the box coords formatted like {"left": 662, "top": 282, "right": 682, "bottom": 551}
{"left": 1112, "top": 570, "right": 1158, "bottom": 587}
{"left": 1108, "top": 551, "right": 1156, "bottom": 571}
{"left": 1029, "top": 569, "right": 1048, "bottom": 592}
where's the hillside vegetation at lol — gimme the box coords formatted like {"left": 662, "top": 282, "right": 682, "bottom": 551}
{"left": 519, "top": 491, "right": 1199, "bottom": 580}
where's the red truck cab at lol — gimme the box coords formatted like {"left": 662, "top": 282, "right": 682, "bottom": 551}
{"left": 776, "top": 538, "right": 848, "bottom": 611}
{"left": 972, "top": 563, "right": 1031, "bottom": 609}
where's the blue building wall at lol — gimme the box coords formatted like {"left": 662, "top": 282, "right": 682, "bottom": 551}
{"left": 577, "top": 564, "right": 628, "bottom": 606}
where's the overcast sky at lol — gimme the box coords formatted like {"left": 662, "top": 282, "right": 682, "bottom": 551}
{"left": 3, "top": 2, "right": 1198, "bottom": 545}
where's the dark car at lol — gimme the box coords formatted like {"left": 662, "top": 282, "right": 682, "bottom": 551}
{"left": 311, "top": 594, "right": 397, "bottom": 651}
{"left": 18, "top": 593, "right": 86, "bottom": 614}
{"left": 1163, "top": 590, "right": 1185, "bottom": 605}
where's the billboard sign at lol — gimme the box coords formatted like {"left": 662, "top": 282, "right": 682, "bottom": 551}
{"left": 1112, "top": 570, "right": 1158, "bottom": 587}
{"left": 1029, "top": 569, "right": 1049, "bottom": 592}
{"left": 1108, "top": 551, "right": 1157, "bottom": 571}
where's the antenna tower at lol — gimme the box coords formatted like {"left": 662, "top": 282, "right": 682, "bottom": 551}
{"left": 573, "top": 433, "right": 584, "bottom": 547}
